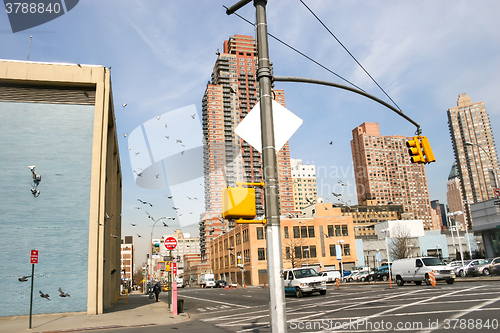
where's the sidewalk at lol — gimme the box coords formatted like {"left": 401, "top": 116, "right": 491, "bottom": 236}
{"left": 0, "top": 291, "right": 189, "bottom": 333}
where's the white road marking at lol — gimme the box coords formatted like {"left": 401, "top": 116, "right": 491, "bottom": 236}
{"left": 180, "top": 294, "right": 250, "bottom": 308}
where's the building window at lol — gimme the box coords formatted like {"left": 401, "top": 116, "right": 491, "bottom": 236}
{"left": 301, "top": 226, "right": 308, "bottom": 238}
{"left": 310, "top": 245, "right": 317, "bottom": 258}
{"left": 294, "top": 246, "right": 302, "bottom": 259}
{"left": 293, "top": 226, "right": 300, "bottom": 238}
{"left": 236, "top": 233, "right": 241, "bottom": 245}
{"left": 342, "top": 225, "right": 349, "bottom": 236}
{"left": 344, "top": 244, "right": 350, "bottom": 256}
{"left": 257, "top": 227, "right": 264, "bottom": 240}
{"left": 284, "top": 227, "right": 289, "bottom": 239}
{"left": 308, "top": 226, "right": 315, "bottom": 238}
{"left": 243, "top": 229, "right": 249, "bottom": 242}
{"left": 328, "top": 225, "right": 334, "bottom": 237}
{"left": 335, "top": 225, "right": 341, "bottom": 237}
{"left": 285, "top": 247, "right": 290, "bottom": 259}
{"left": 329, "top": 244, "right": 336, "bottom": 257}
{"left": 258, "top": 248, "right": 266, "bottom": 261}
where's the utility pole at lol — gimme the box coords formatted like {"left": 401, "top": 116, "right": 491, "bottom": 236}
{"left": 226, "top": 1, "right": 287, "bottom": 332}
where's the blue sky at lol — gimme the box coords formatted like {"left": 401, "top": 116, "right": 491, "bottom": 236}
{"left": 2, "top": 0, "right": 499, "bottom": 260}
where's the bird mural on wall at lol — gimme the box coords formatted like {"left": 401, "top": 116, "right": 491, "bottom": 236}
{"left": 58, "top": 287, "right": 70, "bottom": 297}
{"left": 39, "top": 291, "right": 50, "bottom": 300}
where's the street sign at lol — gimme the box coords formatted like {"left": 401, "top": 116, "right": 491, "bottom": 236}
{"left": 494, "top": 188, "right": 500, "bottom": 197}
{"left": 173, "top": 262, "right": 177, "bottom": 275}
{"left": 164, "top": 237, "right": 178, "bottom": 250}
{"left": 234, "top": 100, "right": 303, "bottom": 153}
{"left": 30, "top": 250, "right": 38, "bottom": 264}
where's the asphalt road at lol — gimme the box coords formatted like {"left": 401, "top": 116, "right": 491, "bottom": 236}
{"left": 108, "top": 281, "right": 500, "bottom": 333}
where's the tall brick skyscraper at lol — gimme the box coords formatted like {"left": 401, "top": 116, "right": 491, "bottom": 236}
{"left": 447, "top": 93, "right": 499, "bottom": 206}
{"left": 199, "top": 35, "right": 293, "bottom": 260}
{"left": 351, "top": 122, "right": 434, "bottom": 230}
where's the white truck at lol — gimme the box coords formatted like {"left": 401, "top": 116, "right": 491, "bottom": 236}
{"left": 199, "top": 273, "right": 215, "bottom": 288}
{"left": 284, "top": 267, "right": 327, "bottom": 297}
{"left": 392, "top": 257, "right": 455, "bottom": 286}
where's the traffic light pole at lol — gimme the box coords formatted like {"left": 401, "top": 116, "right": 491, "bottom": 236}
{"left": 228, "top": 1, "right": 287, "bottom": 332}
{"left": 254, "top": 1, "right": 287, "bottom": 332}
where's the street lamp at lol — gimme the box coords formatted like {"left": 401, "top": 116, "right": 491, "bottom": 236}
{"left": 464, "top": 141, "right": 499, "bottom": 189}
{"left": 447, "top": 211, "right": 467, "bottom": 267}
{"left": 379, "top": 228, "right": 393, "bottom": 288}
{"left": 148, "top": 215, "right": 168, "bottom": 293}
{"left": 336, "top": 240, "right": 344, "bottom": 279}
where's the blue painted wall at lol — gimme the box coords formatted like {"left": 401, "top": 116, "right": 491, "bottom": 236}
{"left": 0, "top": 101, "right": 94, "bottom": 316}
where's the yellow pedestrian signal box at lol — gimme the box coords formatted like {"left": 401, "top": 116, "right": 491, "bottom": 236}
{"left": 222, "top": 186, "right": 256, "bottom": 219}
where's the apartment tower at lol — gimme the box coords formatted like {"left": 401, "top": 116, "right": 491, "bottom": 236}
{"left": 447, "top": 162, "right": 468, "bottom": 230}
{"left": 290, "top": 158, "right": 317, "bottom": 210}
{"left": 447, "top": 93, "right": 499, "bottom": 208}
{"left": 351, "top": 122, "right": 434, "bottom": 229}
{"left": 199, "top": 35, "right": 293, "bottom": 260}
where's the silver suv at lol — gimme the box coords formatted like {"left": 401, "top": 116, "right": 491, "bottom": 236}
{"left": 469, "top": 258, "right": 500, "bottom": 276}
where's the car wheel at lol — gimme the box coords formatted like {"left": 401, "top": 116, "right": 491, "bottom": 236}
{"left": 483, "top": 269, "right": 490, "bottom": 276}
{"left": 396, "top": 276, "right": 404, "bottom": 286}
{"left": 382, "top": 275, "right": 388, "bottom": 282}
{"left": 319, "top": 290, "right": 326, "bottom": 295}
{"left": 415, "top": 281, "right": 422, "bottom": 285}
{"left": 348, "top": 278, "right": 353, "bottom": 282}
{"left": 295, "top": 288, "right": 303, "bottom": 298}
{"left": 446, "top": 278, "right": 454, "bottom": 284}
{"left": 360, "top": 277, "right": 365, "bottom": 282}
{"left": 425, "top": 276, "right": 432, "bottom": 285}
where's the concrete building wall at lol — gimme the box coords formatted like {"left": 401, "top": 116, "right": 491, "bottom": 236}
{"left": 0, "top": 60, "right": 121, "bottom": 316}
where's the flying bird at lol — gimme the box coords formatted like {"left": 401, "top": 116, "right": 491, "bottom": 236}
{"left": 18, "top": 275, "right": 31, "bottom": 282}
{"left": 155, "top": 174, "right": 159, "bottom": 178}
{"left": 332, "top": 192, "right": 342, "bottom": 197}
{"left": 162, "top": 222, "right": 168, "bottom": 227}
{"left": 131, "top": 223, "right": 137, "bottom": 226}
{"left": 156, "top": 115, "right": 161, "bottom": 120}
{"left": 127, "top": 147, "right": 131, "bottom": 150}
{"left": 136, "top": 233, "right": 142, "bottom": 238}
{"left": 58, "top": 287, "right": 70, "bottom": 297}
{"left": 133, "top": 170, "right": 143, "bottom": 177}
{"left": 145, "top": 211, "right": 153, "bottom": 220}
{"left": 76, "top": 64, "right": 82, "bottom": 68}
{"left": 329, "top": 141, "right": 333, "bottom": 145}
{"left": 166, "top": 195, "right": 173, "bottom": 199}
{"left": 164, "top": 124, "right": 168, "bottom": 128}
{"left": 176, "top": 139, "right": 183, "bottom": 144}
{"left": 39, "top": 291, "right": 50, "bottom": 300}
{"left": 172, "top": 207, "right": 179, "bottom": 211}
{"left": 135, "top": 152, "right": 140, "bottom": 156}
{"left": 111, "top": 234, "right": 118, "bottom": 238}
{"left": 191, "top": 113, "right": 196, "bottom": 119}
{"left": 124, "top": 133, "right": 128, "bottom": 138}
{"left": 180, "top": 151, "right": 185, "bottom": 155}
{"left": 338, "top": 180, "right": 347, "bottom": 186}
{"left": 305, "top": 197, "right": 312, "bottom": 203}
{"left": 165, "top": 136, "right": 169, "bottom": 139}
{"left": 83, "top": 91, "right": 89, "bottom": 98}
{"left": 105, "top": 213, "right": 113, "bottom": 219}
{"left": 122, "top": 103, "right": 127, "bottom": 107}
{"left": 134, "top": 207, "right": 141, "bottom": 210}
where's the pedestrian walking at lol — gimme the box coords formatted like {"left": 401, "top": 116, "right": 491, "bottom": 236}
{"left": 153, "top": 281, "right": 161, "bottom": 302}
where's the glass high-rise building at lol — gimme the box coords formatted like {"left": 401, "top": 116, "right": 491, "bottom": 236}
{"left": 447, "top": 93, "right": 499, "bottom": 209}
{"left": 199, "top": 35, "right": 293, "bottom": 260}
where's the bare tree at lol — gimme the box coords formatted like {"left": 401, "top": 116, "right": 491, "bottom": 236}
{"left": 388, "top": 224, "right": 417, "bottom": 260}
{"left": 133, "top": 264, "right": 145, "bottom": 287}
{"left": 283, "top": 236, "right": 307, "bottom": 268}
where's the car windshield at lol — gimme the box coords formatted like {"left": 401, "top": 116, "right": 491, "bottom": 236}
{"left": 422, "top": 258, "right": 446, "bottom": 266}
{"left": 294, "top": 268, "right": 318, "bottom": 278}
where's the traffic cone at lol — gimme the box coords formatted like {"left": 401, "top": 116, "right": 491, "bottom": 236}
{"left": 231, "top": 285, "right": 233, "bottom": 290}
{"left": 243, "top": 283, "right": 246, "bottom": 289}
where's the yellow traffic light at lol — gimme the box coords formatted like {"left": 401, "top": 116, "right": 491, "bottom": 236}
{"left": 420, "top": 136, "right": 436, "bottom": 164}
{"left": 406, "top": 136, "right": 425, "bottom": 164}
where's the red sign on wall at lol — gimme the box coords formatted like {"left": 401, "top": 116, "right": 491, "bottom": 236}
{"left": 30, "top": 250, "right": 38, "bottom": 264}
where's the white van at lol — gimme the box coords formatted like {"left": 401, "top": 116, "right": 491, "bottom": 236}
{"left": 284, "top": 267, "right": 327, "bottom": 297}
{"left": 318, "top": 270, "right": 341, "bottom": 282}
{"left": 392, "top": 257, "right": 455, "bottom": 286}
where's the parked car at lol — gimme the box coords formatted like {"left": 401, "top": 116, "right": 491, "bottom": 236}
{"left": 368, "top": 266, "right": 391, "bottom": 281}
{"left": 449, "top": 260, "right": 472, "bottom": 277}
{"left": 215, "top": 280, "right": 227, "bottom": 288}
{"left": 392, "top": 257, "right": 455, "bottom": 286}
{"left": 469, "top": 258, "right": 500, "bottom": 276}
{"left": 318, "top": 270, "right": 341, "bottom": 283}
{"left": 494, "top": 262, "right": 500, "bottom": 275}
{"left": 356, "top": 270, "right": 372, "bottom": 282}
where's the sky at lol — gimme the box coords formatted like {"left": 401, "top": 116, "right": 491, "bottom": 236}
{"left": 2, "top": 0, "right": 499, "bottom": 262}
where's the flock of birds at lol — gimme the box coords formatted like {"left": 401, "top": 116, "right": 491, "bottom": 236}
{"left": 123, "top": 104, "right": 198, "bottom": 162}
{"left": 18, "top": 276, "right": 70, "bottom": 300}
